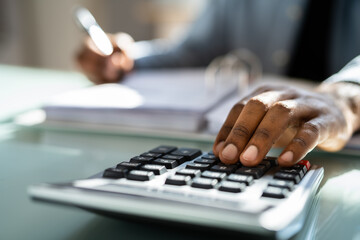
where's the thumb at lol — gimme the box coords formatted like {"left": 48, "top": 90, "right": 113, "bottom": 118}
{"left": 114, "top": 32, "right": 135, "bottom": 52}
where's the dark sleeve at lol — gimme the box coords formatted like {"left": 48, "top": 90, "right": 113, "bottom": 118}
{"left": 133, "top": 0, "right": 229, "bottom": 69}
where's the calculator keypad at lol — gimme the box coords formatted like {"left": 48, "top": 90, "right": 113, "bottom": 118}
{"left": 103, "top": 168, "right": 128, "bottom": 179}
{"left": 175, "top": 169, "right": 201, "bottom": 178}
{"left": 219, "top": 181, "right": 246, "bottom": 193}
{"left": 201, "top": 171, "right": 227, "bottom": 181}
{"left": 153, "top": 159, "right": 179, "bottom": 169}
{"left": 191, "top": 177, "right": 218, "bottom": 189}
{"left": 185, "top": 163, "right": 211, "bottom": 171}
{"left": 140, "top": 164, "right": 167, "bottom": 175}
{"left": 127, "top": 170, "right": 155, "bottom": 181}
{"left": 102, "top": 146, "right": 312, "bottom": 200}
{"left": 211, "top": 164, "right": 237, "bottom": 175}
{"left": 227, "top": 174, "right": 254, "bottom": 186}
{"left": 165, "top": 175, "right": 191, "bottom": 186}
{"left": 170, "top": 148, "right": 202, "bottom": 160}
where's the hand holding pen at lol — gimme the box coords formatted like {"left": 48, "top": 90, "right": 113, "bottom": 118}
{"left": 74, "top": 7, "right": 134, "bottom": 84}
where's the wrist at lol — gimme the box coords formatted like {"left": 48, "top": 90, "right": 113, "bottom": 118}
{"left": 317, "top": 82, "right": 360, "bottom": 133}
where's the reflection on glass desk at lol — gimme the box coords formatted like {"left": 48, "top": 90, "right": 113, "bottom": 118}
{"left": 0, "top": 65, "right": 90, "bottom": 124}
{"left": 0, "top": 123, "right": 359, "bottom": 240}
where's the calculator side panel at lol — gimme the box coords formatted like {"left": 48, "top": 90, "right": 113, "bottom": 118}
{"left": 28, "top": 183, "right": 271, "bottom": 237}
{"left": 28, "top": 166, "right": 323, "bottom": 240}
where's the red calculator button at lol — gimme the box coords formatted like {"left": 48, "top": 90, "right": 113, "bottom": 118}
{"left": 298, "top": 160, "right": 311, "bottom": 171}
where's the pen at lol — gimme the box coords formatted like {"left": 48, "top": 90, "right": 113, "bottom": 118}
{"left": 73, "top": 6, "right": 114, "bottom": 56}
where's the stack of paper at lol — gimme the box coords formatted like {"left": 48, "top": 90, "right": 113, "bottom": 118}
{"left": 43, "top": 69, "right": 237, "bottom": 132}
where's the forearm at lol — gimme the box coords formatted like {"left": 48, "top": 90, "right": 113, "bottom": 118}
{"left": 317, "top": 82, "right": 360, "bottom": 134}
{"left": 321, "top": 56, "right": 360, "bottom": 131}
{"left": 315, "top": 56, "right": 360, "bottom": 150}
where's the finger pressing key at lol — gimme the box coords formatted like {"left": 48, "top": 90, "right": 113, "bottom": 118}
{"left": 218, "top": 90, "right": 298, "bottom": 165}
{"left": 213, "top": 86, "right": 278, "bottom": 156}
{"left": 213, "top": 102, "right": 244, "bottom": 156}
{"left": 240, "top": 100, "right": 295, "bottom": 166}
{"left": 278, "top": 121, "right": 321, "bottom": 166}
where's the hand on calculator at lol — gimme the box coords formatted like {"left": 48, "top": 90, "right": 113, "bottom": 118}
{"left": 213, "top": 83, "right": 359, "bottom": 167}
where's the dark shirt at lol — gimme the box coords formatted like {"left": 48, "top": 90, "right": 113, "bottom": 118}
{"left": 287, "top": 0, "right": 335, "bottom": 81}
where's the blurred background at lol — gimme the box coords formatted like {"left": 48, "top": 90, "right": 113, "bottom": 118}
{"left": 0, "top": 0, "right": 205, "bottom": 70}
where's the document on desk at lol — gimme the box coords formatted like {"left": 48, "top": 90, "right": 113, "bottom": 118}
{"left": 42, "top": 69, "right": 237, "bottom": 132}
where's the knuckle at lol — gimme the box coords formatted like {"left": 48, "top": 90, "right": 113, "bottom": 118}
{"left": 255, "top": 84, "right": 270, "bottom": 93}
{"left": 221, "top": 124, "right": 234, "bottom": 133}
{"left": 292, "top": 137, "right": 308, "bottom": 148}
{"left": 271, "top": 102, "right": 292, "bottom": 114}
{"left": 247, "top": 98, "right": 268, "bottom": 112}
{"left": 255, "top": 83, "right": 278, "bottom": 92}
{"left": 231, "top": 125, "right": 251, "bottom": 139}
{"left": 303, "top": 122, "right": 320, "bottom": 136}
{"left": 254, "top": 128, "right": 271, "bottom": 140}
{"left": 230, "top": 102, "right": 245, "bottom": 113}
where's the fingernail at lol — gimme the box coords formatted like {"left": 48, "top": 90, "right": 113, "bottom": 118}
{"left": 280, "top": 151, "right": 293, "bottom": 163}
{"left": 221, "top": 144, "right": 238, "bottom": 161}
{"left": 214, "top": 141, "right": 225, "bottom": 155}
{"left": 242, "top": 145, "right": 258, "bottom": 162}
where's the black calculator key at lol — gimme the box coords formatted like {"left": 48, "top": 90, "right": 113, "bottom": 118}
{"left": 207, "top": 150, "right": 215, "bottom": 155}
{"left": 210, "top": 164, "right": 237, "bottom": 175}
{"left": 130, "top": 156, "right": 154, "bottom": 164}
{"left": 227, "top": 174, "right": 254, "bottom": 186}
{"left": 235, "top": 167, "right": 263, "bottom": 179}
{"left": 201, "top": 154, "right": 219, "bottom": 160}
{"left": 149, "top": 146, "right": 177, "bottom": 154}
{"left": 259, "top": 161, "right": 271, "bottom": 171}
{"left": 194, "top": 158, "right": 217, "bottom": 165}
{"left": 127, "top": 170, "right": 155, "bottom": 181}
{"left": 141, "top": 164, "right": 167, "bottom": 175}
{"left": 262, "top": 186, "right": 289, "bottom": 199}
{"left": 268, "top": 179, "right": 295, "bottom": 191}
{"left": 161, "top": 155, "right": 186, "bottom": 164}
{"left": 165, "top": 175, "right": 191, "bottom": 186}
{"left": 274, "top": 172, "right": 301, "bottom": 184}
{"left": 140, "top": 152, "right": 162, "bottom": 158}
{"left": 153, "top": 159, "right": 179, "bottom": 169}
{"left": 191, "top": 178, "right": 218, "bottom": 189}
{"left": 263, "top": 156, "right": 278, "bottom": 166}
{"left": 219, "top": 181, "right": 246, "bottom": 193}
{"left": 201, "top": 171, "right": 227, "bottom": 181}
{"left": 103, "top": 168, "right": 128, "bottom": 179}
{"left": 176, "top": 169, "right": 201, "bottom": 178}
{"left": 280, "top": 168, "right": 304, "bottom": 179}
{"left": 117, "top": 162, "right": 142, "bottom": 170}
{"left": 186, "top": 163, "right": 210, "bottom": 171}
{"left": 251, "top": 165, "right": 267, "bottom": 173}
{"left": 171, "top": 148, "right": 202, "bottom": 160}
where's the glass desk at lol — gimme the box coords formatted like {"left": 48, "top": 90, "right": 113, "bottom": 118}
{"left": 1, "top": 64, "right": 359, "bottom": 239}
{"left": 0, "top": 123, "right": 359, "bottom": 240}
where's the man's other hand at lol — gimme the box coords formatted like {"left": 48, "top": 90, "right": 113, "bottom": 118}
{"left": 76, "top": 32, "right": 134, "bottom": 84}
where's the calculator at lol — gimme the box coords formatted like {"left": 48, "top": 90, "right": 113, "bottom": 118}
{"left": 28, "top": 145, "right": 323, "bottom": 240}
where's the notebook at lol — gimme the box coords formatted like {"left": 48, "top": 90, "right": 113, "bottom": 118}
{"left": 42, "top": 69, "right": 237, "bottom": 132}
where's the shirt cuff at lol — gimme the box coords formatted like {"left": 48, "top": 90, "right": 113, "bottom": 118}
{"left": 324, "top": 56, "right": 360, "bottom": 85}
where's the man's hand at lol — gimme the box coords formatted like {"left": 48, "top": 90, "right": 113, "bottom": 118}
{"left": 213, "top": 83, "right": 360, "bottom": 166}
{"left": 76, "top": 33, "right": 134, "bottom": 84}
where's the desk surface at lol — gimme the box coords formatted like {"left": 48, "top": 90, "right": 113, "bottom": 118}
{"left": 1, "top": 65, "right": 360, "bottom": 240}
{"left": 1, "top": 124, "right": 360, "bottom": 240}
{"left": 0, "top": 65, "right": 89, "bottom": 123}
